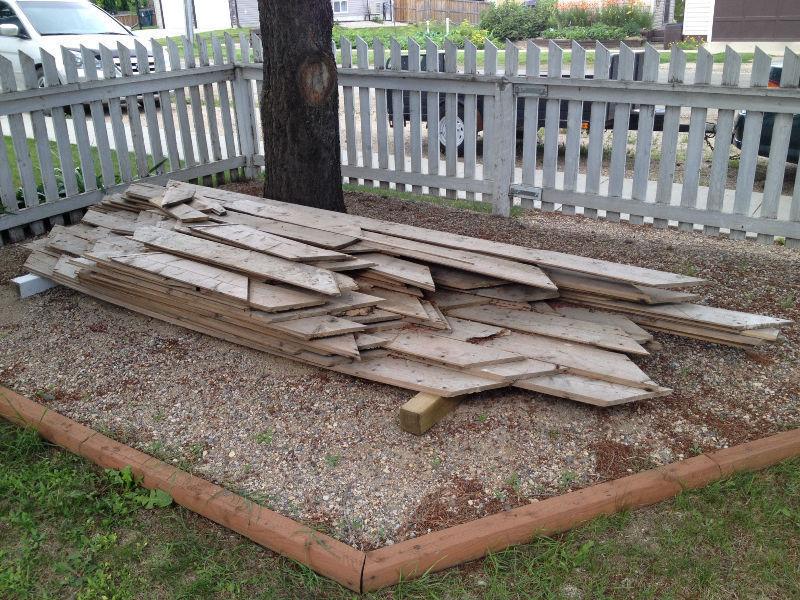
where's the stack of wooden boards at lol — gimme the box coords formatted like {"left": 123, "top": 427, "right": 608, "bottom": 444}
{"left": 22, "top": 181, "right": 792, "bottom": 409}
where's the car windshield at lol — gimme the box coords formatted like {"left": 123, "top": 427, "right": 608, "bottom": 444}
{"left": 17, "top": 1, "right": 129, "bottom": 35}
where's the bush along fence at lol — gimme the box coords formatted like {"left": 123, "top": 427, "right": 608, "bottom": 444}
{"left": 0, "top": 33, "right": 799, "bottom": 247}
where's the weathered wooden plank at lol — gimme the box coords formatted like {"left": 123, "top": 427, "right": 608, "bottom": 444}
{"left": 629, "top": 43, "right": 660, "bottom": 225}
{"left": 333, "top": 356, "right": 506, "bottom": 397}
{"left": 117, "top": 44, "right": 149, "bottom": 179}
{"left": 562, "top": 41, "right": 585, "bottom": 212}
{"left": 449, "top": 305, "right": 648, "bottom": 355}
{"left": 515, "top": 373, "right": 670, "bottom": 407}
{"left": 0, "top": 55, "right": 38, "bottom": 206}
{"left": 152, "top": 40, "right": 182, "bottom": 173}
{"left": 541, "top": 41, "right": 562, "bottom": 210}
{"left": 271, "top": 315, "right": 366, "bottom": 340}
{"left": 373, "top": 38, "right": 390, "bottom": 188}
{"left": 584, "top": 43, "right": 610, "bottom": 219}
{"left": 132, "top": 226, "right": 342, "bottom": 295}
{"left": 607, "top": 43, "right": 635, "bottom": 222}
{"left": 463, "top": 40, "right": 479, "bottom": 200}
{"left": 520, "top": 41, "right": 540, "bottom": 207}
{"left": 359, "top": 252, "right": 434, "bottom": 289}
{"left": 356, "top": 37, "right": 374, "bottom": 186}
{"left": 385, "top": 329, "right": 524, "bottom": 368}
{"left": 426, "top": 37, "right": 441, "bottom": 196}
{"left": 390, "top": 38, "right": 406, "bottom": 190}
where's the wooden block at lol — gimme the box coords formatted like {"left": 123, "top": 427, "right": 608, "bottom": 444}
{"left": 399, "top": 393, "right": 460, "bottom": 435}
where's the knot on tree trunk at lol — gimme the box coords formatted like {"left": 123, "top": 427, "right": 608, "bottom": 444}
{"left": 297, "top": 52, "right": 336, "bottom": 107}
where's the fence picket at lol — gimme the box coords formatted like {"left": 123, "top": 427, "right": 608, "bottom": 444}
{"left": 80, "top": 45, "right": 115, "bottom": 188}
{"left": 629, "top": 43, "right": 660, "bottom": 225}
{"left": 251, "top": 32, "right": 264, "bottom": 159}
{"left": 426, "top": 37, "right": 441, "bottom": 196}
{"left": 117, "top": 44, "right": 149, "bottom": 179}
{"left": 166, "top": 38, "right": 196, "bottom": 171}
{"left": 151, "top": 40, "right": 182, "bottom": 175}
{"left": 584, "top": 43, "right": 610, "bottom": 219}
{"left": 704, "top": 47, "right": 741, "bottom": 236}
{"left": 61, "top": 48, "right": 97, "bottom": 192}
{"left": 182, "top": 37, "right": 211, "bottom": 185}
{"left": 340, "top": 37, "right": 357, "bottom": 183}
{"left": 562, "top": 41, "right": 585, "bottom": 214}
{"left": 240, "top": 31, "right": 259, "bottom": 173}
{"left": 408, "top": 38, "right": 423, "bottom": 193}
{"left": 18, "top": 52, "right": 58, "bottom": 202}
{"left": 653, "top": 45, "right": 686, "bottom": 229}
{"left": 677, "top": 47, "right": 713, "bottom": 232}
{"left": 730, "top": 47, "right": 771, "bottom": 240}
{"left": 463, "top": 40, "right": 479, "bottom": 200}
{"left": 389, "top": 38, "right": 407, "bottom": 191}
{"left": 197, "top": 36, "right": 224, "bottom": 182}
{"left": 98, "top": 45, "right": 132, "bottom": 183}
{"left": 607, "top": 43, "right": 634, "bottom": 222}
{"left": 520, "top": 41, "right": 540, "bottom": 209}
{"left": 757, "top": 48, "right": 800, "bottom": 244}
{"left": 444, "top": 39, "right": 458, "bottom": 198}
{"left": 0, "top": 117, "right": 17, "bottom": 213}
{"left": 212, "top": 35, "right": 238, "bottom": 180}
{"left": 40, "top": 50, "right": 77, "bottom": 198}
{"left": 374, "top": 38, "right": 390, "bottom": 188}
{"left": 790, "top": 172, "right": 800, "bottom": 249}
{"left": 135, "top": 40, "right": 165, "bottom": 176}
{"left": 541, "top": 41, "right": 562, "bottom": 211}
{"left": 356, "top": 37, "right": 373, "bottom": 186}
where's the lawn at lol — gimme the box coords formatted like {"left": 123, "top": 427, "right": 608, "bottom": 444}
{"left": 1, "top": 419, "right": 797, "bottom": 599}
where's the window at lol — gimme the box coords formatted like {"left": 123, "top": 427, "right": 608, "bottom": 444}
{"left": 332, "top": 1, "right": 348, "bottom": 14}
{"left": 17, "top": 1, "right": 129, "bottom": 36}
{"left": 0, "top": 1, "right": 24, "bottom": 33}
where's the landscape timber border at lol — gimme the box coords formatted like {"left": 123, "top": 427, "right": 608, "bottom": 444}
{"left": 1, "top": 385, "right": 799, "bottom": 593}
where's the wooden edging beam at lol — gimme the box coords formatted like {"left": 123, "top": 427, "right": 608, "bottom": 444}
{"left": 0, "top": 386, "right": 365, "bottom": 592}
{"left": 1, "top": 385, "right": 799, "bottom": 594}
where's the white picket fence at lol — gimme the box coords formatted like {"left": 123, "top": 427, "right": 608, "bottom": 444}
{"left": 0, "top": 33, "right": 798, "bottom": 248}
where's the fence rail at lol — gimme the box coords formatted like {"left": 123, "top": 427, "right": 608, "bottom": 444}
{"left": 0, "top": 33, "right": 798, "bottom": 248}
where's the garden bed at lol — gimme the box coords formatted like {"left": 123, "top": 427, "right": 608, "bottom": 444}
{"left": 0, "top": 186, "right": 797, "bottom": 549}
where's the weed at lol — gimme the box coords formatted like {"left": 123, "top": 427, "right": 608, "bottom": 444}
{"left": 324, "top": 454, "right": 341, "bottom": 468}
{"left": 779, "top": 292, "right": 796, "bottom": 310}
{"left": 477, "top": 413, "right": 488, "bottom": 423}
{"left": 255, "top": 429, "right": 274, "bottom": 445}
{"left": 559, "top": 470, "right": 577, "bottom": 489}
{"left": 431, "top": 454, "right": 442, "bottom": 468}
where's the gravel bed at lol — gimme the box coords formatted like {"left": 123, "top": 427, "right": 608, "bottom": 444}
{"left": 0, "top": 186, "right": 798, "bottom": 549}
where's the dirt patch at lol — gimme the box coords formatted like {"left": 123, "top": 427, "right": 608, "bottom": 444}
{"left": 0, "top": 186, "right": 798, "bottom": 547}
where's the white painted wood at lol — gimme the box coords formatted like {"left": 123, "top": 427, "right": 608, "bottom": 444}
{"left": 678, "top": 46, "right": 713, "bottom": 232}
{"left": 99, "top": 45, "right": 132, "bottom": 183}
{"left": 541, "top": 41, "right": 562, "bottom": 211}
{"left": 211, "top": 35, "right": 238, "bottom": 180}
{"left": 444, "top": 39, "right": 458, "bottom": 199}
{"left": 18, "top": 52, "right": 58, "bottom": 201}
{"left": 117, "top": 44, "right": 149, "bottom": 179}
{"left": 607, "top": 43, "right": 635, "bottom": 222}
{"left": 704, "top": 46, "right": 741, "bottom": 236}
{"left": 730, "top": 47, "right": 771, "bottom": 240}
{"left": 250, "top": 31, "right": 264, "bottom": 160}
{"left": 0, "top": 115, "right": 18, "bottom": 211}
{"left": 60, "top": 48, "right": 97, "bottom": 192}
{"left": 426, "top": 37, "right": 442, "bottom": 197}
{"left": 226, "top": 33, "right": 255, "bottom": 179}
{"left": 12, "top": 273, "right": 57, "bottom": 298}
{"left": 630, "top": 43, "right": 660, "bottom": 225}
{"left": 584, "top": 43, "right": 610, "bottom": 220}
{"left": 340, "top": 36, "right": 357, "bottom": 182}
{"left": 39, "top": 49, "right": 78, "bottom": 198}
{"left": 81, "top": 45, "right": 115, "bottom": 188}
{"left": 373, "top": 38, "right": 390, "bottom": 188}
{"left": 0, "top": 56, "right": 39, "bottom": 207}
{"left": 356, "top": 37, "right": 373, "bottom": 186}
{"left": 408, "top": 38, "right": 423, "bottom": 193}
{"left": 166, "top": 38, "right": 196, "bottom": 169}
{"left": 182, "top": 37, "right": 210, "bottom": 176}
{"left": 463, "top": 40, "right": 478, "bottom": 200}
{"left": 197, "top": 37, "right": 223, "bottom": 176}
{"left": 653, "top": 45, "right": 686, "bottom": 229}
{"left": 239, "top": 31, "right": 259, "bottom": 174}
{"left": 389, "top": 38, "right": 406, "bottom": 191}
{"left": 562, "top": 41, "right": 585, "bottom": 214}
{"left": 758, "top": 48, "right": 800, "bottom": 244}
{"left": 520, "top": 40, "right": 540, "bottom": 209}
{"left": 135, "top": 40, "right": 165, "bottom": 176}
{"left": 152, "top": 40, "right": 182, "bottom": 174}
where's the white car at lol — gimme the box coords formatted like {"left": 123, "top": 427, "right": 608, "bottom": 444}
{"left": 0, "top": 0, "right": 153, "bottom": 89}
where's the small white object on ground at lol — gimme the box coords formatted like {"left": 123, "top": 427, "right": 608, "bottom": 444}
{"left": 11, "top": 273, "right": 57, "bottom": 299}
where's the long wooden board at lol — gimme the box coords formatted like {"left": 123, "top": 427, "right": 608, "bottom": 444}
{"left": 132, "top": 226, "right": 342, "bottom": 295}
{"left": 384, "top": 330, "right": 524, "bottom": 369}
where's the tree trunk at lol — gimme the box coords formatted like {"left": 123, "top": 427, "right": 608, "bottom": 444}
{"left": 259, "top": 0, "right": 346, "bottom": 212}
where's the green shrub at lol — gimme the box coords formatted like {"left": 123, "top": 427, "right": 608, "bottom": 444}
{"left": 542, "top": 24, "right": 631, "bottom": 40}
{"left": 598, "top": 2, "right": 652, "bottom": 35}
{"left": 479, "top": 0, "right": 557, "bottom": 41}
{"left": 556, "top": 5, "right": 597, "bottom": 27}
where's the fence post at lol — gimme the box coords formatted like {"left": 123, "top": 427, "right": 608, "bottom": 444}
{"left": 232, "top": 64, "right": 257, "bottom": 179}
{"left": 488, "top": 78, "right": 515, "bottom": 217}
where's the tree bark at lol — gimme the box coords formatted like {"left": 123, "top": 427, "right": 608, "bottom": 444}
{"left": 259, "top": 0, "right": 346, "bottom": 212}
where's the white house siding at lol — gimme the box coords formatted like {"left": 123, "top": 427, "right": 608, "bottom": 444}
{"left": 230, "top": 0, "right": 260, "bottom": 28}
{"left": 194, "top": 0, "right": 232, "bottom": 31}
{"left": 682, "top": 0, "right": 714, "bottom": 38}
{"left": 229, "top": 0, "right": 370, "bottom": 27}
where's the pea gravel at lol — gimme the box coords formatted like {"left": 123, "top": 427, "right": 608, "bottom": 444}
{"left": 0, "top": 187, "right": 797, "bottom": 549}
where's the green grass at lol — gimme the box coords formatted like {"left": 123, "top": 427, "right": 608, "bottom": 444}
{"left": 1, "top": 419, "right": 798, "bottom": 598}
